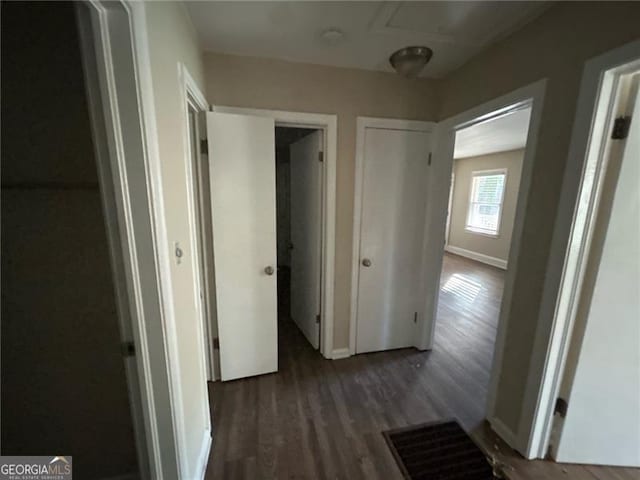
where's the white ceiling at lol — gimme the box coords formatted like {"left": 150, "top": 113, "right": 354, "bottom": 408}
{"left": 454, "top": 107, "right": 532, "bottom": 159}
{"left": 185, "top": 1, "right": 549, "bottom": 78}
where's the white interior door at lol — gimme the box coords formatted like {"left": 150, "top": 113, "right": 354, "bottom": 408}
{"left": 554, "top": 85, "right": 640, "bottom": 467}
{"left": 356, "top": 127, "right": 431, "bottom": 353}
{"left": 207, "top": 111, "right": 278, "bottom": 381}
{"left": 289, "top": 131, "right": 323, "bottom": 349}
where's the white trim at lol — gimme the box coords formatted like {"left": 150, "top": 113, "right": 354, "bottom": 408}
{"left": 355, "top": 116, "right": 436, "bottom": 132}
{"left": 127, "top": 3, "right": 185, "bottom": 477}
{"left": 179, "top": 70, "right": 216, "bottom": 382}
{"left": 349, "top": 116, "right": 437, "bottom": 355}
{"left": 520, "top": 40, "right": 640, "bottom": 460}
{"left": 78, "top": 1, "right": 186, "bottom": 478}
{"left": 212, "top": 106, "right": 337, "bottom": 360}
{"left": 444, "top": 172, "right": 455, "bottom": 246}
{"left": 178, "top": 63, "right": 215, "bottom": 385}
{"left": 178, "top": 63, "right": 214, "bottom": 450}
{"left": 425, "top": 80, "right": 547, "bottom": 453}
{"left": 444, "top": 245, "right": 508, "bottom": 270}
{"left": 195, "top": 431, "right": 213, "bottom": 480}
{"left": 331, "top": 347, "right": 351, "bottom": 360}
{"left": 76, "top": 5, "right": 155, "bottom": 478}
{"left": 489, "top": 417, "right": 520, "bottom": 449}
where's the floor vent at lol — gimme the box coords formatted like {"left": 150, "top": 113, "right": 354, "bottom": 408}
{"left": 383, "top": 420, "right": 496, "bottom": 479}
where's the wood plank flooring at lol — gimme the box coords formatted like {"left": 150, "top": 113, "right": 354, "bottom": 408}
{"left": 205, "top": 253, "right": 639, "bottom": 479}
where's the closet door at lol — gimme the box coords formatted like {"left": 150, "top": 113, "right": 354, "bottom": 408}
{"left": 356, "top": 127, "right": 431, "bottom": 353}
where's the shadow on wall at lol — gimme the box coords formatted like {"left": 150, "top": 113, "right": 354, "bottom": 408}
{"left": 1, "top": 2, "right": 138, "bottom": 477}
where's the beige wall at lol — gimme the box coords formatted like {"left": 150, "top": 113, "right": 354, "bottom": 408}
{"left": 438, "top": 1, "right": 640, "bottom": 433}
{"left": 144, "top": 3, "right": 209, "bottom": 477}
{"left": 203, "top": 52, "right": 439, "bottom": 349}
{"left": 448, "top": 150, "right": 524, "bottom": 263}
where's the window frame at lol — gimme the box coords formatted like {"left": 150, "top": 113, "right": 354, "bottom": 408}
{"left": 464, "top": 168, "right": 508, "bottom": 237}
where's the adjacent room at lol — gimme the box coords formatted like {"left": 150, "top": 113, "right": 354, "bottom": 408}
{"left": 434, "top": 106, "right": 532, "bottom": 430}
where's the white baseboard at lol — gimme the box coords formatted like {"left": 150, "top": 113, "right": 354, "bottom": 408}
{"left": 331, "top": 347, "right": 351, "bottom": 359}
{"left": 489, "top": 416, "right": 520, "bottom": 451}
{"left": 445, "top": 245, "right": 508, "bottom": 270}
{"left": 195, "top": 429, "right": 213, "bottom": 480}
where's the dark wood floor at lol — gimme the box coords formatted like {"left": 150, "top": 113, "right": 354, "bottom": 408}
{"left": 205, "top": 254, "right": 639, "bottom": 479}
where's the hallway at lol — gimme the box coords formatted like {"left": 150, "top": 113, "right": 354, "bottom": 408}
{"left": 204, "top": 254, "right": 637, "bottom": 479}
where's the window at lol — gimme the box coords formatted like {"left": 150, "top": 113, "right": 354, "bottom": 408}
{"left": 465, "top": 170, "right": 507, "bottom": 236}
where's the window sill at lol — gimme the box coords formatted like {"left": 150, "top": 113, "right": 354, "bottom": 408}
{"left": 464, "top": 227, "right": 500, "bottom": 238}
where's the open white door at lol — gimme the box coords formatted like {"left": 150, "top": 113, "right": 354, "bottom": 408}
{"left": 289, "top": 131, "right": 323, "bottom": 349}
{"left": 207, "top": 112, "right": 278, "bottom": 381}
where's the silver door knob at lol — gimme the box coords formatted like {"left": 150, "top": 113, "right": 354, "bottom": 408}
{"left": 264, "top": 266, "right": 275, "bottom": 276}
{"left": 362, "top": 258, "right": 372, "bottom": 267}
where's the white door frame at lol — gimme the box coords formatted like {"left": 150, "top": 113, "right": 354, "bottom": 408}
{"left": 76, "top": 4, "right": 151, "bottom": 477}
{"left": 520, "top": 39, "right": 640, "bottom": 460}
{"left": 349, "top": 117, "right": 436, "bottom": 355}
{"left": 211, "top": 106, "right": 338, "bottom": 360}
{"left": 178, "top": 64, "right": 216, "bottom": 382}
{"left": 78, "top": 1, "right": 193, "bottom": 477}
{"left": 444, "top": 171, "right": 455, "bottom": 247}
{"left": 426, "top": 80, "right": 547, "bottom": 450}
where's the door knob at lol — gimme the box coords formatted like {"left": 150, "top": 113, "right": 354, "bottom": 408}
{"left": 362, "top": 258, "right": 372, "bottom": 267}
{"left": 264, "top": 266, "right": 275, "bottom": 276}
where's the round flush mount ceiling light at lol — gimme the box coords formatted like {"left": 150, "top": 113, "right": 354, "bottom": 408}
{"left": 389, "top": 46, "right": 433, "bottom": 78}
{"left": 321, "top": 27, "right": 345, "bottom": 43}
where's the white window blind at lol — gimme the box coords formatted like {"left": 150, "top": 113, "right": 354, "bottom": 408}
{"left": 465, "top": 170, "right": 506, "bottom": 236}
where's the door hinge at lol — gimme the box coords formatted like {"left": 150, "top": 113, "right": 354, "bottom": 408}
{"left": 611, "top": 116, "right": 631, "bottom": 139}
{"left": 316, "top": 314, "right": 321, "bottom": 324}
{"left": 428, "top": 152, "right": 432, "bottom": 166}
{"left": 554, "top": 397, "right": 568, "bottom": 418}
{"left": 318, "top": 151, "right": 324, "bottom": 162}
{"left": 413, "top": 312, "right": 418, "bottom": 324}
{"left": 121, "top": 341, "right": 136, "bottom": 358}
{"left": 213, "top": 338, "right": 220, "bottom": 349}
{"left": 200, "top": 138, "right": 209, "bottom": 154}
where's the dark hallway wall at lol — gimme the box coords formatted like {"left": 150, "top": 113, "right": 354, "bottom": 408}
{"left": 1, "top": 2, "right": 138, "bottom": 477}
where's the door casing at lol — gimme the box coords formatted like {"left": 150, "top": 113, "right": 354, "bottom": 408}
{"left": 429, "top": 82, "right": 547, "bottom": 456}
{"left": 524, "top": 41, "right": 640, "bottom": 461}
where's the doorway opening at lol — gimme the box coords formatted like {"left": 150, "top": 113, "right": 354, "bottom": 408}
{"left": 435, "top": 103, "right": 533, "bottom": 430}
{"left": 275, "top": 127, "right": 324, "bottom": 355}
{"left": 210, "top": 106, "right": 338, "bottom": 364}
{"left": 181, "top": 69, "right": 217, "bottom": 383}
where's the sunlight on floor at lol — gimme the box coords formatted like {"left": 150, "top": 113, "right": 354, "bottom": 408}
{"left": 442, "top": 273, "right": 482, "bottom": 302}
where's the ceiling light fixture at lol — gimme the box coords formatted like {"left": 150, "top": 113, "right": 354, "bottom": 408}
{"left": 389, "top": 46, "right": 433, "bottom": 78}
